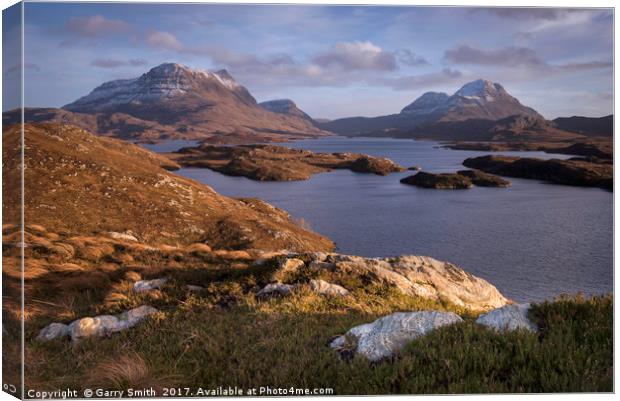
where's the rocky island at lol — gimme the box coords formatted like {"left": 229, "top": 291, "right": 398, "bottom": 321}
{"left": 463, "top": 155, "right": 613, "bottom": 190}
{"left": 400, "top": 170, "right": 510, "bottom": 189}
{"left": 165, "top": 143, "right": 405, "bottom": 181}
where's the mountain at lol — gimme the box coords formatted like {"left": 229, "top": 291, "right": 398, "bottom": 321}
{"left": 400, "top": 92, "right": 450, "bottom": 115}
{"left": 436, "top": 79, "right": 542, "bottom": 122}
{"left": 552, "top": 115, "right": 613, "bottom": 137}
{"left": 259, "top": 99, "right": 315, "bottom": 123}
{"left": 2, "top": 122, "right": 333, "bottom": 251}
{"left": 320, "top": 79, "right": 544, "bottom": 136}
{"left": 4, "top": 63, "right": 329, "bottom": 143}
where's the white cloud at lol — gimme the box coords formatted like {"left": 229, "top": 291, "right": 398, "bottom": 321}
{"left": 312, "top": 41, "right": 397, "bottom": 71}
{"left": 145, "top": 30, "right": 184, "bottom": 51}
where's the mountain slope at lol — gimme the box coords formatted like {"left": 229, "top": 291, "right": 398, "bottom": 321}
{"left": 2, "top": 122, "right": 333, "bottom": 251}
{"left": 259, "top": 99, "right": 315, "bottom": 123}
{"left": 6, "top": 63, "right": 330, "bottom": 143}
{"left": 320, "top": 79, "right": 544, "bottom": 136}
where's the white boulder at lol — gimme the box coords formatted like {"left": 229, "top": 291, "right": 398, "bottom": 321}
{"left": 476, "top": 303, "right": 537, "bottom": 332}
{"left": 330, "top": 311, "right": 463, "bottom": 362}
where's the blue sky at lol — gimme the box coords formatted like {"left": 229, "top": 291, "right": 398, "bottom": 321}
{"left": 3, "top": 3, "right": 614, "bottom": 119}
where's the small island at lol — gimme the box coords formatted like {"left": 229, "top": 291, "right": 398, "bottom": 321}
{"left": 165, "top": 144, "right": 406, "bottom": 181}
{"left": 400, "top": 170, "right": 510, "bottom": 189}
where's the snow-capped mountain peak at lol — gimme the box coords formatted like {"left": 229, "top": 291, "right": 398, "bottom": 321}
{"left": 453, "top": 79, "right": 506, "bottom": 102}
{"left": 63, "top": 63, "right": 245, "bottom": 112}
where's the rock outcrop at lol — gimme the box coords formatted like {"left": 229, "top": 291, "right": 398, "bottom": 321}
{"left": 269, "top": 254, "right": 509, "bottom": 312}
{"left": 166, "top": 144, "right": 405, "bottom": 181}
{"left": 476, "top": 304, "right": 537, "bottom": 332}
{"left": 330, "top": 311, "right": 463, "bottom": 361}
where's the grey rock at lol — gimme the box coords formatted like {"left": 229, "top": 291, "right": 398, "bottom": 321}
{"left": 115, "top": 305, "right": 159, "bottom": 330}
{"left": 133, "top": 278, "right": 168, "bottom": 293}
{"left": 257, "top": 283, "right": 296, "bottom": 297}
{"left": 186, "top": 285, "right": 204, "bottom": 292}
{"left": 330, "top": 311, "right": 463, "bottom": 362}
{"left": 36, "top": 322, "right": 70, "bottom": 341}
{"left": 308, "top": 279, "right": 349, "bottom": 296}
{"left": 476, "top": 303, "right": 537, "bottom": 332}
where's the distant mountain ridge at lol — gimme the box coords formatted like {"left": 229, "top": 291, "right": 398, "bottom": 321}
{"left": 4, "top": 63, "right": 329, "bottom": 143}
{"left": 320, "top": 79, "right": 544, "bottom": 136}
{"left": 552, "top": 115, "right": 613, "bottom": 137}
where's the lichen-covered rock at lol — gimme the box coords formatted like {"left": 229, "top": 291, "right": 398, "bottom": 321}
{"left": 133, "top": 278, "right": 168, "bottom": 293}
{"left": 476, "top": 303, "right": 537, "bottom": 332}
{"left": 68, "top": 305, "right": 158, "bottom": 341}
{"left": 308, "top": 279, "right": 349, "bottom": 296}
{"left": 36, "top": 322, "right": 70, "bottom": 341}
{"left": 257, "top": 283, "right": 296, "bottom": 297}
{"left": 330, "top": 311, "right": 463, "bottom": 361}
{"left": 69, "top": 315, "right": 121, "bottom": 340}
{"left": 320, "top": 254, "right": 508, "bottom": 312}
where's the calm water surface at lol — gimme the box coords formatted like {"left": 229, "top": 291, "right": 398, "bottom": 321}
{"left": 148, "top": 137, "right": 613, "bottom": 302}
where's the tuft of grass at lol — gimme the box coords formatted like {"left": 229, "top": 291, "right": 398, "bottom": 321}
{"left": 86, "top": 350, "right": 178, "bottom": 391}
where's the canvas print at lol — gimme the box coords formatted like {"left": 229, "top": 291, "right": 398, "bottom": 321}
{"left": 1, "top": 1, "right": 613, "bottom": 398}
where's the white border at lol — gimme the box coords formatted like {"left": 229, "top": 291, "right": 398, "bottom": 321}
{"left": 0, "top": 2, "right": 616, "bottom": 401}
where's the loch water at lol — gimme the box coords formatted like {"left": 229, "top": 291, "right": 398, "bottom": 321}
{"left": 145, "top": 137, "right": 613, "bottom": 302}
